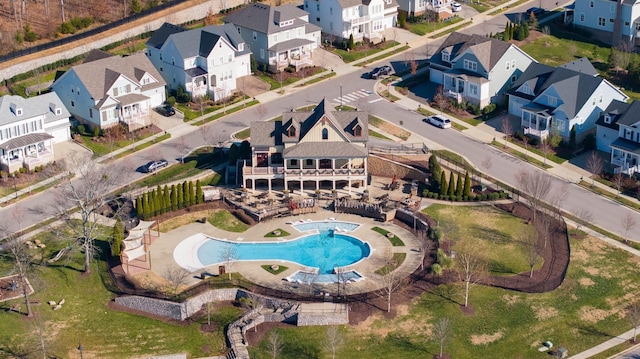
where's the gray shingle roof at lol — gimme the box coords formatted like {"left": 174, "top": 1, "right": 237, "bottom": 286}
{"left": 0, "top": 133, "right": 54, "bottom": 151}
{"left": 268, "top": 38, "right": 315, "bottom": 52}
{"left": 336, "top": 0, "right": 398, "bottom": 8}
{"left": 0, "top": 93, "right": 70, "bottom": 127}
{"left": 150, "top": 23, "right": 250, "bottom": 59}
{"left": 56, "top": 52, "right": 165, "bottom": 101}
{"left": 558, "top": 57, "right": 598, "bottom": 76}
{"left": 508, "top": 61, "right": 611, "bottom": 119}
{"left": 596, "top": 99, "right": 629, "bottom": 130}
{"left": 283, "top": 141, "right": 368, "bottom": 158}
{"left": 146, "top": 22, "right": 186, "bottom": 49}
{"left": 431, "top": 32, "right": 512, "bottom": 72}
{"left": 611, "top": 137, "right": 640, "bottom": 155}
{"left": 223, "top": 4, "right": 313, "bottom": 34}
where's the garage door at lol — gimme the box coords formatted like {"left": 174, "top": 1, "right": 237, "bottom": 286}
{"left": 508, "top": 97, "right": 525, "bottom": 117}
{"left": 49, "top": 127, "right": 70, "bottom": 143}
{"left": 148, "top": 92, "right": 164, "bottom": 108}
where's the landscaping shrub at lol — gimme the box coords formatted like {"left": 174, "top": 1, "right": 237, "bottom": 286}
{"left": 431, "top": 263, "right": 442, "bottom": 275}
{"left": 482, "top": 103, "right": 496, "bottom": 115}
{"left": 466, "top": 102, "right": 481, "bottom": 115}
{"left": 583, "top": 133, "right": 596, "bottom": 150}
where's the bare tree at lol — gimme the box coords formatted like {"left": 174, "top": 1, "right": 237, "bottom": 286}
{"left": 501, "top": 117, "right": 512, "bottom": 148}
{"left": 254, "top": 103, "right": 268, "bottom": 121}
{"left": 422, "top": 44, "right": 433, "bottom": 60}
{"left": 613, "top": 173, "right": 624, "bottom": 198}
{"left": 455, "top": 243, "right": 486, "bottom": 307}
{"left": 551, "top": 182, "right": 569, "bottom": 215}
{"left": 433, "top": 86, "right": 448, "bottom": 114}
{"left": 573, "top": 207, "right": 593, "bottom": 236}
{"left": 417, "top": 229, "right": 435, "bottom": 271}
{"left": 410, "top": 56, "right": 418, "bottom": 78}
{"left": 323, "top": 326, "right": 344, "bottom": 359}
{"left": 376, "top": 252, "right": 405, "bottom": 312}
{"left": 540, "top": 139, "right": 551, "bottom": 166}
{"left": 433, "top": 317, "right": 451, "bottom": 359}
{"left": 628, "top": 302, "right": 640, "bottom": 343}
{"left": 193, "top": 94, "right": 208, "bottom": 125}
{"left": 520, "top": 228, "right": 541, "bottom": 277}
{"left": 267, "top": 331, "right": 283, "bottom": 359}
{"left": 49, "top": 158, "right": 125, "bottom": 273}
{"left": 621, "top": 212, "right": 637, "bottom": 244}
{"left": 176, "top": 136, "right": 191, "bottom": 164}
{"left": 585, "top": 151, "right": 603, "bottom": 187}
{"left": 515, "top": 169, "right": 553, "bottom": 222}
{"left": 218, "top": 243, "right": 237, "bottom": 280}
{"left": 202, "top": 292, "right": 216, "bottom": 325}
{"left": 541, "top": 25, "right": 551, "bottom": 46}
{"left": 237, "top": 76, "right": 251, "bottom": 104}
{"left": 2, "top": 232, "right": 34, "bottom": 317}
{"left": 522, "top": 135, "right": 529, "bottom": 159}
{"left": 164, "top": 265, "right": 190, "bottom": 296}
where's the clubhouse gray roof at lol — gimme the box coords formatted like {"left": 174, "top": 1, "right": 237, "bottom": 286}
{"left": 508, "top": 61, "right": 614, "bottom": 119}
{"left": 223, "top": 4, "right": 319, "bottom": 35}
{"left": 431, "top": 32, "right": 513, "bottom": 72}
{"left": 55, "top": 52, "right": 165, "bottom": 101}
{"left": 0, "top": 133, "right": 54, "bottom": 151}
{"left": 268, "top": 38, "right": 315, "bottom": 52}
{"left": 147, "top": 22, "right": 250, "bottom": 58}
{"left": 0, "top": 93, "right": 70, "bottom": 127}
{"left": 283, "top": 142, "right": 368, "bottom": 158}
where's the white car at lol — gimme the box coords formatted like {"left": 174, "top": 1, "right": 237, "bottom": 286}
{"left": 424, "top": 115, "right": 452, "bottom": 129}
{"left": 452, "top": 2, "right": 462, "bottom": 12}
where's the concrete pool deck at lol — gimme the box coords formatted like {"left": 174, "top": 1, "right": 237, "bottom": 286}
{"left": 147, "top": 210, "right": 424, "bottom": 296}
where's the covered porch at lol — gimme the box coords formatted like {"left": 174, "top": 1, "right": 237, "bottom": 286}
{"left": 117, "top": 94, "right": 151, "bottom": 132}
{"left": 185, "top": 67, "right": 208, "bottom": 98}
{"left": 521, "top": 104, "right": 552, "bottom": 140}
{"left": 610, "top": 138, "right": 640, "bottom": 176}
{"left": 0, "top": 133, "right": 54, "bottom": 173}
{"left": 268, "top": 39, "right": 314, "bottom": 72}
{"left": 442, "top": 70, "right": 485, "bottom": 106}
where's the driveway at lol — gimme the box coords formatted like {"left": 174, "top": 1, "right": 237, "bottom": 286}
{"left": 237, "top": 75, "right": 271, "bottom": 98}
{"left": 312, "top": 48, "right": 345, "bottom": 71}
{"left": 53, "top": 140, "right": 91, "bottom": 163}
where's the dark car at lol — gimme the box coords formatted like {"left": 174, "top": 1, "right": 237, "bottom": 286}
{"left": 525, "top": 7, "right": 545, "bottom": 17}
{"left": 157, "top": 105, "right": 176, "bottom": 117}
{"left": 143, "top": 159, "right": 169, "bottom": 173}
{"left": 366, "top": 65, "right": 393, "bottom": 79}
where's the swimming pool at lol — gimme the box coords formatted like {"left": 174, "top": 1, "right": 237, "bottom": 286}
{"left": 293, "top": 220, "right": 360, "bottom": 233}
{"left": 187, "top": 229, "right": 370, "bottom": 275}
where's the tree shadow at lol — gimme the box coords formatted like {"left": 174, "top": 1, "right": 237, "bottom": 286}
{"left": 488, "top": 260, "right": 517, "bottom": 275}
{"left": 420, "top": 284, "right": 459, "bottom": 307}
{"left": 470, "top": 224, "right": 511, "bottom": 244}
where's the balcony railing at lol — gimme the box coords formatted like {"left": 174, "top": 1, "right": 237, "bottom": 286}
{"left": 243, "top": 166, "right": 366, "bottom": 176}
{"left": 524, "top": 127, "right": 549, "bottom": 139}
{"left": 243, "top": 166, "right": 285, "bottom": 175}
{"left": 348, "top": 15, "right": 370, "bottom": 26}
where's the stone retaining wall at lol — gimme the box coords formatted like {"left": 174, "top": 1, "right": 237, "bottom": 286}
{"left": 368, "top": 154, "right": 426, "bottom": 181}
{"left": 0, "top": 0, "right": 245, "bottom": 82}
{"left": 297, "top": 312, "right": 348, "bottom": 326}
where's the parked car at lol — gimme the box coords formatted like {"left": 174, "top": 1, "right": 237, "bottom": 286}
{"left": 424, "top": 115, "right": 452, "bottom": 129}
{"left": 366, "top": 65, "right": 393, "bottom": 79}
{"left": 143, "top": 159, "right": 169, "bottom": 173}
{"left": 525, "top": 7, "right": 544, "bottom": 18}
{"left": 157, "top": 105, "right": 175, "bottom": 117}
{"left": 451, "top": 2, "right": 462, "bottom": 12}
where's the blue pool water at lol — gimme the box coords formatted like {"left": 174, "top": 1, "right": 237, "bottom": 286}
{"left": 293, "top": 221, "right": 360, "bottom": 233}
{"left": 196, "top": 232, "right": 370, "bottom": 274}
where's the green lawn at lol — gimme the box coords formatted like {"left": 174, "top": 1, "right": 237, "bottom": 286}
{"left": 406, "top": 17, "right": 464, "bottom": 36}
{"left": 77, "top": 131, "right": 169, "bottom": 158}
{"left": 371, "top": 226, "right": 405, "bottom": 246}
{"left": 208, "top": 210, "right": 249, "bottom": 232}
{"left": 333, "top": 41, "right": 400, "bottom": 63}
{"left": 423, "top": 204, "right": 538, "bottom": 275}
{"left": 375, "top": 253, "right": 407, "bottom": 275}
{"left": 264, "top": 228, "right": 291, "bottom": 238}
{"left": 0, "top": 234, "right": 238, "bottom": 358}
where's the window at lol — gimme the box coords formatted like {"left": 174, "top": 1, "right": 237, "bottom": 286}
{"left": 260, "top": 48, "right": 265, "bottom": 59}
{"left": 580, "top": 13, "right": 585, "bottom": 22}
{"left": 511, "top": 59, "right": 516, "bottom": 69}
{"left": 506, "top": 61, "right": 511, "bottom": 70}
{"left": 322, "top": 128, "right": 328, "bottom": 139}
{"left": 330, "top": 7, "right": 333, "bottom": 15}
{"left": 441, "top": 51, "right": 450, "bottom": 62}
{"left": 373, "top": 21, "right": 382, "bottom": 31}
{"left": 610, "top": 18, "right": 614, "bottom": 23}
{"left": 113, "top": 87, "right": 118, "bottom": 96}
{"left": 330, "top": 22, "right": 333, "bottom": 31}
{"left": 547, "top": 95, "right": 557, "bottom": 106}
{"left": 70, "top": 84, "right": 74, "bottom": 93}
{"left": 463, "top": 59, "right": 478, "bottom": 71}
{"left": 600, "top": 94, "right": 603, "bottom": 103}
{"left": 228, "top": 54, "right": 232, "bottom": 62}
{"left": 291, "top": 159, "right": 298, "bottom": 166}
{"left": 252, "top": 31, "right": 257, "bottom": 40}
{"left": 304, "top": 1, "right": 308, "bottom": 8}
{"left": 598, "top": 17, "right": 605, "bottom": 27}
{"left": 610, "top": 4, "right": 615, "bottom": 12}
{"left": 636, "top": 22, "right": 640, "bottom": 31}
{"left": 316, "top": 3, "right": 319, "bottom": 10}
{"left": 288, "top": 126, "right": 296, "bottom": 137}
{"left": 219, "top": 56, "right": 224, "bottom": 64}
{"left": 237, "top": 27, "right": 241, "bottom": 34}
{"left": 274, "top": 34, "right": 278, "bottom": 42}
{"left": 89, "top": 109, "right": 93, "bottom": 118}
{"left": 354, "top": 124, "right": 362, "bottom": 136}
{"left": 306, "top": 159, "right": 313, "bottom": 166}
{"left": 511, "top": 75, "right": 517, "bottom": 83}
{"left": 469, "top": 83, "right": 478, "bottom": 96}
{"left": 71, "top": 101, "right": 75, "bottom": 107}
{"left": 625, "top": 21, "right": 630, "bottom": 26}
{"left": 590, "top": 0, "right": 594, "bottom": 7}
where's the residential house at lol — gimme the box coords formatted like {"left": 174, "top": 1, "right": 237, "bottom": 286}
{"left": 573, "top": 0, "right": 640, "bottom": 47}
{"left": 303, "top": 0, "right": 398, "bottom": 43}
{"left": 0, "top": 93, "right": 71, "bottom": 173}
{"left": 429, "top": 32, "right": 536, "bottom": 108}
{"left": 223, "top": 3, "right": 321, "bottom": 72}
{"left": 396, "top": 0, "right": 452, "bottom": 21}
{"left": 507, "top": 58, "right": 628, "bottom": 142}
{"left": 596, "top": 99, "right": 640, "bottom": 175}
{"left": 244, "top": 98, "right": 368, "bottom": 193}
{"left": 51, "top": 51, "right": 166, "bottom": 132}
{"left": 145, "top": 22, "right": 252, "bottom": 101}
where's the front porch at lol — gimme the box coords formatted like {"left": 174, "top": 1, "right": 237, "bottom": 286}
{"left": 0, "top": 133, "right": 55, "bottom": 173}
{"left": 521, "top": 105, "right": 553, "bottom": 140}
{"left": 611, "top": 138, "right": 640, "bottom": 176}
{"left": 268, "top": 39, "right": 315, "bottom": 72}
{"left": 442, "top": 72, "right": 483, "bottom": 106}
{"left": 117, "top": 95, "right": 151, "bottom": 132}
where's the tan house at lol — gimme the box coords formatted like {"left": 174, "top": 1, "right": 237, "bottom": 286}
{"left": 244, "top": 99, "right": 368, "bottom": 193}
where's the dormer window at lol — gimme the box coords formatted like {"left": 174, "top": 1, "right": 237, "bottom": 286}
{"left": 288, "top": 126, "right": 296, "bottom": 137}
{"left": 278, "top": 19, "right": 294, "bottom": 27}
{"left": 10, "top": 103, "right": 22, "bottom": 116}
{"left": 604, "top": 114, "right": 612, "bottom": 124}
{"left": 353, "top": 124, "right": 362, "bottom": 137}
{"left": 238, "top": 43, "right": 244, "bottom": 51}
{"left": 50, "top": 103, "right": 62, "bottom": 115}
{"left": 441, "top": 51, "right": 450, "bottom": 63}
{"left": 322, "top": 128, "right": 328, "bottom": 140}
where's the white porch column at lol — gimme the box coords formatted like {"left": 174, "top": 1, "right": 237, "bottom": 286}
{"left": 300, "top": 177, "right": 303, "bottom": 196}
{"left": 268, "top": 179, "right": 272, "bottom": 193}
{"left": 251, "top": 179, "right": 255, "bottom": 193}
{"left": 348, "top": 178, "right": 352, "bottom": 195}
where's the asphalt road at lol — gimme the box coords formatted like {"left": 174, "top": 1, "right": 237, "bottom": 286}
{"left": 3, "top": 0, "right": 639, "bottom": 247}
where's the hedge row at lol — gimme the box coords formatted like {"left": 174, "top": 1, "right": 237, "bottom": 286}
{"left": 421, "top": 190, "right": 509, "bottom": 202}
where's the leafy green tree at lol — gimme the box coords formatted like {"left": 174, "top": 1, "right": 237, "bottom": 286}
{"left": 463, "top": 172, "right": 471, "bottom": 197}
{"left": 156, "top": 185, "right": 163, "bottom": 214}
{"left": 196, "top": 180, "right": 203, "bottom": 204}
{"left": 239, "top": 140, "right": 252, "bottom": 160}
{"left": 112, "top": 219, "right": 125, "bottom": 257}
{"left": 448, "top": 172, "right": 456, "bottom": 198}
{"left": 348, "top": 34, "right": 355, "bottom": 50}
{"left": 163, "top": 185, "right": 170, "bottom": 213}
{"left": 135, "top": 196, "right": 143, "bottom": 219}
{"left": 528, "top": 12, "right": 538, "bottom": 29}
{"left": 188, "top": 181, "right": 195, "bottom": 206}
{"left": 455, "top": 173, "right": 463, "bottom": 197}
{"left": 570, "top": 125, "right": 577, "bottom": 149}
{"left": 149, "top": 190, "right": 156, "bottom": 217}
{"left": 398, "top": 11, "right": 406, "bottom": 28}
{"left": 182, "top": 181, "right": 189, "bottom": 207}
{"left": 170, "top": 184, "right": 177, "bottom": 211}
{"left": 131, "top": 0, "right": 143, "bottom": 14}
{"left": 440, "top": 171, "right": 448, "bottom": 196}
{"left": 177, "top": 184, "right": 184, "bottom": 208}
{"left": 522, "top": 21, "right": 529, "bottom": 38}
{"left": 228, "top": 144, "right": 240, "bottom": 166}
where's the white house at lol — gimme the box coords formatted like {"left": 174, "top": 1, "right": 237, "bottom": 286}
{"left": 51, "top": 51, "right": 166, "bottom": 132}
{"left": 573, "top": 0, "right": 640, "bottom": 47}
{"left": 0, "top": 93, "right": 71, "bottom": 173}
{"left": 507, "top": 59, "right": 629, "bottom": 142}
{"left": 146, "top": 22, "right": 252, "bottom": 101}
{"left": 223, "top": 3, "right": 321, "bottom": 72}
{"left": 303, "top": 0, "right": 398, "bottom": 43}
{"left": 244, "top": 98, "right": 368, "bottom": 193}
{"left": 596, "top": 99, "right": 640, "bottom": 175}
{"left": 429, "top": 32, "right": 536, "bottom": 108}
{"left": 396, "top": 0, "right": 452, "bottom": 21}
